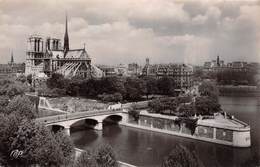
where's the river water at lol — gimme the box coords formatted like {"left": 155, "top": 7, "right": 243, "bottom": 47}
{"left": 70, "top": 96, "right": 260, "bottom": 167}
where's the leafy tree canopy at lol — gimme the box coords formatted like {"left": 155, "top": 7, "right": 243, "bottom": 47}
{"left": 162, "top": 144, "right": 201, "bottom": 167}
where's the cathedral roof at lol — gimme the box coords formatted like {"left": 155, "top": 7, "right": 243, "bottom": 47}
{"left": 50, "top": 50, "right": 64, "bottom": 59}
{"left": 65, "top": 49, "right": 90, "bottom": 60}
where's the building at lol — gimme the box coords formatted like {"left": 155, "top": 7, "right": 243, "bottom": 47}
{"left": 142, "top": 58, "right": 194, "bottom": 89}
{"left": 0, "top": 51, "right": 25, "bottom": 76}
{"left": 227, "top": 61, "right": 248, "bottom": 72}
{"left": 97, "top": 63, "right": 142, "bottom": 77}
{"left": 203, "top": 55, "right": 225, "bottom": 73}
{"left": 25, "top": 15, "right": 102, "bottom": 79}
{"left": 96, "top": 64, "right": 128, "bottom": 77}
{"left": 128, "top": 63, "right": 142, "bottom": 76}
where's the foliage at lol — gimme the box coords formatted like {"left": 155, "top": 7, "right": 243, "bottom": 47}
{"left": 124, "top": 77, "right": 145, "bottom": 101}
{"left": 98, "top": 93, "right": 123, "bottom": 102}
{"left": 148, "top": 98, "right": 178, "bottom": 115}
{"left": 157, "top": 77, "right": 176, "bottom": 95}
{"left": 182, "top": 118, "right": 198, "bottom": 135}
{"left": 178, "top": 104, "right": 195, "bottom": 117}
{"left": 47, "top": 73, "right": 68, "bottom": 89}
{"left": 0, "top": 114, "right": 21, "bottom": 166}
{"left": 195, "top": 96, "right": 221, "bottom": 115}
{"left": 6, "top": 95, "right": 36, "bottom": 119}
{"left": 26, "top": 74, "right": 33, "bottom": 85}
{"left": 176, "top": 96, "right": 192, "bottom": 104}
{"left": 142, "top": 76, "right": 158, "bottom": 99}
{"left": 0, "top": 96, "right": 9, "bottom": 113}
{"left": 54, "top": 130, "right": 75, "bottom": 165}
{"left": 198, "top": 81, "right": 219, "bottom": 100}
{"left": 95, "top": 144, "right": 118, "bottom": 167}
{"left": 216, "top": 69, "right": 257, "bottom": 86}
{"left": 46, "top": 75, "right": 180, "bottom": 102}
{"left": 162, "top": 144, "right": 201, "bottom": 167}
{"left": 128, "top": 105, "right": 140, "bottom": 121}
{"left": 16, "top": 75, "right": 27, "bottom": 83}
{"left": 0, "top": 80, "right": 25, "bottom": 98}
{"left": 9, "top": 120, "right": 65, "bottom": 167}
{"left": 0, "top": 119, "right": 75, "bottom": 167}
{"left": 74, "top": 149, "right": 98, "bottom": 167}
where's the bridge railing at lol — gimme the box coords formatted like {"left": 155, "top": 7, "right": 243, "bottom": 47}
{"left": 36, "top": 109, "right": 124, "bottom": 124}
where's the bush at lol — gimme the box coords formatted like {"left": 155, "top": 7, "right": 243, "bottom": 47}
{"left": 98, "top": 93, "right": 123, "bottom": 102}
{"left": 6, "top": 95, "right": 36, "bottom": 119}
{"left": 95, "top": 144, "right": 118, "bottom": 167}
{"left": 162, "top": 144, "right": 201, "bottom": 167}
{"left": 148, "top": 98, "right": 177, "bottom": 115}
{"left": 74, "top": 150, "right": 97, "bottom": 167}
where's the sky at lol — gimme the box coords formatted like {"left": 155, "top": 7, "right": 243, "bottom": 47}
{"left": 0, "top": 0, "right": 259, "bottom": 65}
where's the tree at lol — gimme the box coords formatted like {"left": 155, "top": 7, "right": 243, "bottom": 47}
{"left": 148, "top": 98, "right": 177, "bottom": 115}
{"left": 54, "top": 130, "right": 75, "bottom": 165}
{"left": 198, "top": 81, "right": 219, "bottom": 100}
{"left": 47, "top": 73, "right": 68, "bottom": 89}
{"left": 0, "top": 96, "right": 9, "bottom": 113}
{"left": 142, "top": 76, "right": 158, "bottom": 99}
{"left": 6, "top": 95, "right": 36, "bottom": 119}
{"left": 95, "top": 144, "right": 118, "bottom": 167}
{"left": 98, "top": 93, "right": 123, "bottom": 102}
{"left": 124, "top": 77, "right": 145, "bottom": 101}
{"left": 0, "top": 114, "right": 20, "bottom": 166}
{"left": 16, "top": 75, "right": 27, "bottom": 83}
{"left": 178, "top": 104, "right": 195, "bottom": 117}
{"left": 157, "top": 77, "right": 176, "bottom": 95}
{"left": 26, "top": 74, "right": 32, "bottom": 85}
{"left": 9, "top": 120, "right": 65, "bottom": 167}
{"left": 195, "top": 96, "right": 221, "bottom": 115}
{"left": 5, "top": 83, "right": 25, "bottom": 98}
{"left": 74, "top": 150, "right": 98, "bottom": 167}
{"left": 162, "top": 144, "right": 201, "bottom": 167}
{"left": 128, "top": 104, "right": 140, "bottom": 121}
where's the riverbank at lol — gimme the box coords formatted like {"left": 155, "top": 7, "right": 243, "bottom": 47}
{"left": 120, "top": 122, "right": 232, "bottom": 146}
{"left": 218, "top": 85, "right": 260, "bottom": 97}
{"left": 120, "top": 110, "right": 251, "bottom": 147}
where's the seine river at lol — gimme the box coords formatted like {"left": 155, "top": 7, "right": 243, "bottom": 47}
{"left": 70, "top": 96, "right": 260, "bottom": 167}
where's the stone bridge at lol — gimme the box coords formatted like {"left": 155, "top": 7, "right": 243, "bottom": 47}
{"left": 36, "top": 109, "right": 129, "bottom": 136}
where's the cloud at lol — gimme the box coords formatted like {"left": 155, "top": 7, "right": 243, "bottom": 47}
{"left": 0, "top": 0, "right": 259, "bottom": 65}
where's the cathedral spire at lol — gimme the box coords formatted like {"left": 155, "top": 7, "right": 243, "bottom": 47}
{"left": 11, "top": 50, "right": 14, "bottom": 64}
{"left": 64, "top": 13, "right": 69, "bottom": 54}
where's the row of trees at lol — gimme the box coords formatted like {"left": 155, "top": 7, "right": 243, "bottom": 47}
{"left": 148, "top": 81, "right": 221, "bottom": 116}
{"left": 43, "top": 73, "right": 179, "bottom": 102}
{"left": 216, "top": 70, "right": 257, "bottom": 86}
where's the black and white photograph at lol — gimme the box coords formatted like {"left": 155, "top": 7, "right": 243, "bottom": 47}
{"left": 0, "top": 0, "right": 259, "bottom": 166}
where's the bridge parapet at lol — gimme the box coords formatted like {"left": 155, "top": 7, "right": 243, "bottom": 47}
{"left": 36, "top": 109, "right": 125, "bottom": 125}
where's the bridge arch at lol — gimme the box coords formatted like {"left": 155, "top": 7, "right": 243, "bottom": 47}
{"left": 103, "top": 114, "right": 123, "bottom": 124}
{"left": 46, "top": 124, "right": 66, "bottom": 134}
{"left": 70, "top": 118, "right": 100, "bottom": 130}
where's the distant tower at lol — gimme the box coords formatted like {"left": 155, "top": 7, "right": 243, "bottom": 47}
{"left": 64, "top": 14, "right": 70, "bottom": 54}
{"left": 217, "top": 55, "right": 220, "bottom": 67}
{"left": 10, "top": 50, "right": 14, "bottom": 64}
{"left": 146, "top": 58, "right": 150, "bottom": 65}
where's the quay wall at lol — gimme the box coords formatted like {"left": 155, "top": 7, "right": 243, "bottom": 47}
{"left": 121, "top": 113, "right": 251, "bottom": 147}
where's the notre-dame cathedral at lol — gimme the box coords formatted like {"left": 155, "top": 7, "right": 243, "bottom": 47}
{"left": 25, "top": 15, "right": 103, "bottom": 78}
